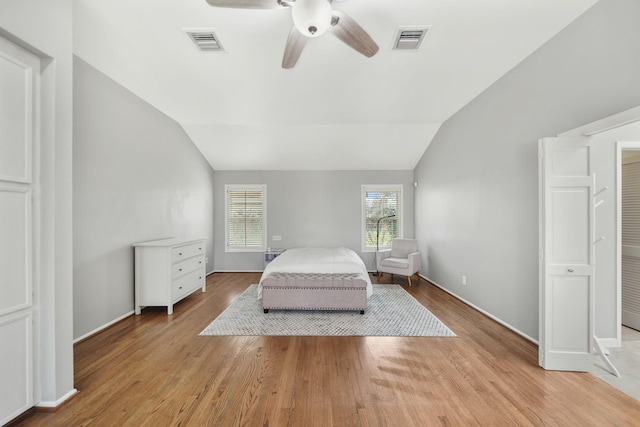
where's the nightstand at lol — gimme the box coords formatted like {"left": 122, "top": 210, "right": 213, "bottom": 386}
{"left": 264, "top": 249, "right": 284, "bottom": 268}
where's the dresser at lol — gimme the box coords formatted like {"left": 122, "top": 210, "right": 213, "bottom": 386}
{"left": 133, "top": 238, "right": 206, "bottom": 315}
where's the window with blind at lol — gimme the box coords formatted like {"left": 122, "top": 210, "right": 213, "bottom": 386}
{"left": 362, "top": 185, "right": 402, "bottom": 251}
{"left": 225, "top": 185, "right": 267, "bottom": 252}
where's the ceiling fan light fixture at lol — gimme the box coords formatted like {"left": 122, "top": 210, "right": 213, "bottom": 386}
{"left": 292, "top": 0, "right": 333, "bottom": 37}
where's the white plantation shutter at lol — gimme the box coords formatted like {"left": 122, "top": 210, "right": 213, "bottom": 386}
{"left": 226, "top": 185, "right": 266, "bottom": 251}
{"left": 622, "top": 161, "right": 640, "bottom": 329}
{"left": 362, "top": 185, "right": 402, "bottom": 250}
{"left": 622, "top": 160, "right": 640, "bottom": 246}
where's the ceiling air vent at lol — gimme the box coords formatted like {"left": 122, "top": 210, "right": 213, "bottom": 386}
{"left": 184, "top": 29, "right": 225, "bottom": 52}
{"left": 392, "top": 27, "right": 430, "bottom": 50}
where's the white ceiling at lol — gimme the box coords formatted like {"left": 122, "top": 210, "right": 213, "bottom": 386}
{"left": 73, "top": 0, "right": 598, "bottom": 171}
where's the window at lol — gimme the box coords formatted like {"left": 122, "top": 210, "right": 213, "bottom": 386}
{"left": 225, "top": 185, "right": 266, "bottom": 252}
{"left": 362, "top": 185, "right": 402, "bottom": 251}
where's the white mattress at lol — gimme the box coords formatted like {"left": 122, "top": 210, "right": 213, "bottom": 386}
{"left": 259, "top": 247, "right": 373, "bottom": 298}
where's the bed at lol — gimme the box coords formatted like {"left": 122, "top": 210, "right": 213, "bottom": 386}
{"left": 258, "top": 247, "right": 372, "bottom": 314}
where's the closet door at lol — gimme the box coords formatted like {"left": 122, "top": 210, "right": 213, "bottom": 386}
{"left": 0, "top": 35, "right": 39, "bottom": 425}
{"left": 622, "top": 158, "right": 640, "bottom": 331}
{"left": 539, "top": 137, "right": 594, "bottom": 371}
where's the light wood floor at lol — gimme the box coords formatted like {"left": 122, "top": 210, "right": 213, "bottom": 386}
{"left": 13, "top": 273, "right": 640, "bottom": 426}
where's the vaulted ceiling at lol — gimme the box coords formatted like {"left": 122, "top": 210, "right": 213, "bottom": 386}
{"left": 73, "top": 0, "right": 598, "bottom": 170}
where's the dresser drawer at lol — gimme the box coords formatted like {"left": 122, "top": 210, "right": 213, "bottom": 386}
{"left": 172, "top": 268, "right": 205, "bottom": 300}
{"left": 171, "top": 241, "right": 205, "bottom": 263}
{"left": 172, "top": 255, "right": 205, "bottom": 279}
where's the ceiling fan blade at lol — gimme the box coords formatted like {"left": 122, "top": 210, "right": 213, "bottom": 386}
{"left": 330, "top": 11, "right": 379, "bottom": 58}
{"left": 205, "top": 0, "right": 286, "bottom": 9}
{"left": 282, "top": 26, "right": 307, "bottom": 69}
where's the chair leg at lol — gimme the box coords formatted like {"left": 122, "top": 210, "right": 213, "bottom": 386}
{"left": 377, "top": 272, "right": 382, "bottom": 283}
{"left": 407, "top": 275, "right": 412, "bottom": 287}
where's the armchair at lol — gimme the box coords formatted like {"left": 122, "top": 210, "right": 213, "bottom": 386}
{"left": 376, "top": 238, "right": 421, "bottom": 286}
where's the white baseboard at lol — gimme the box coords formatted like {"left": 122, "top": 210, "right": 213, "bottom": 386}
{"left": 37, "top": 388, "right": 78, "bottom": 408}
{"left": 74, "top": 311, "right": 134, "bottom": 344}
{"left": 421, "top": 274, "right": 539, "bottom": 345}
{"left": 596, "top": 337, "right": 620, "bottom": 348}
{"left": 74, "top": 271, "right": 216, "bottom": 344}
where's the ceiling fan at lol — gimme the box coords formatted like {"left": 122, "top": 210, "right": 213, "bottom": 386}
{"left": 205, "top": 0, "right": 379, "bottom": 69}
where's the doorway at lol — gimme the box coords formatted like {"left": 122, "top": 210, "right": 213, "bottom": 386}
{"left": 539, "top": 107, "right": 640, "bottom": 373}
{"left": 619, "top": 145, "right": 640, "bottom": 332}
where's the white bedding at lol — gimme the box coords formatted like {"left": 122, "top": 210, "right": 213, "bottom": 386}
{"left": 259, "top": 247, "right": 373, "bottom": 298}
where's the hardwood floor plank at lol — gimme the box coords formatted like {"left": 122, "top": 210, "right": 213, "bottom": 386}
{"left": 11, "top": 272, "right": 640, "bottom": 426}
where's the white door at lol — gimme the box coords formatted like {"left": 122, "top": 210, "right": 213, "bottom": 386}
{"left": 539, "top": 137, "right": 594, "bottom": 371}
{"left": 0, "top": 36, "right": 38, "bottom": 424}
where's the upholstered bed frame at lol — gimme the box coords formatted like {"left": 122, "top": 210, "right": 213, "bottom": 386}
{"left": 258, "top": 247, "right": 372, "bottom": 314}
{"left": 261, "top": 272, "right": 368, "bottom": 314}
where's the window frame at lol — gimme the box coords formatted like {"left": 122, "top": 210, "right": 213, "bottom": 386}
{"left": 225, "top": 184, "right": 267, "bottom": 253}
{"left": 361, "top": 184, "right": 403, "bottom": 252}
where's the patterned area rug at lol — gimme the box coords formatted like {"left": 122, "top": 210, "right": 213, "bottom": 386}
{"left": 200, "top": 284, "right": 456, "bottom": 337}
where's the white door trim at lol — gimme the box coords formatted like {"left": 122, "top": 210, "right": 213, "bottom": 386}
{"left": 559, "top": 106, "right": 640, "bottom": 137}
{"left": 617, "top": 141, "right": 640, "bottom": 344}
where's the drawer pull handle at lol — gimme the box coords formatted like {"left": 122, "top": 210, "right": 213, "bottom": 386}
{"left": 199, "top": 247, "right": 202, "bottom": 250}
{"left": 568, "top": 269, "right": 574, "bottom": 273}
{"left": 199, "top": 277, "right": 202, "bottom": 280}
{"left": 179, "top": 268, "right": 182, "bottom": 271}
{"left": 179, "top": 252, "right": 183, "bottom": 256}
{"left": 199, "top": 261, "right": 202, "bottom": 264}
{"left": 179, "top": 286, "right": 183, "bottom": 289}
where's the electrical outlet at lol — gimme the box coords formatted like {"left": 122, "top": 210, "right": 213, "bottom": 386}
{"left": 272, "top": 235, "right": 282, "bottom": 241}
{"left": 462, "top": 275, "right": 467, "bottom": 285}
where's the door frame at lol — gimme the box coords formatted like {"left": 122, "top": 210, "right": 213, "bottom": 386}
{"left": 617, "top": 141, "right": 640, "bottom": 339}
{"left": 556, "top": 106, "right": 640, "bottom": 348}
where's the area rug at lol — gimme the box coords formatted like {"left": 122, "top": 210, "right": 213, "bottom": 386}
{"left": 199, "top": 284, "right": 456, "bottom": 337}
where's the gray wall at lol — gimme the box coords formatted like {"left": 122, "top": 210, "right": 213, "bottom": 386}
{"left": 214, "top": 170, "right": 414, "bottom": 271}
{"left": 414, "top": 0, "right": 640, "bottom": 341}
{"left": 73, "top": 57, "right": 215, "bottom": 340}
